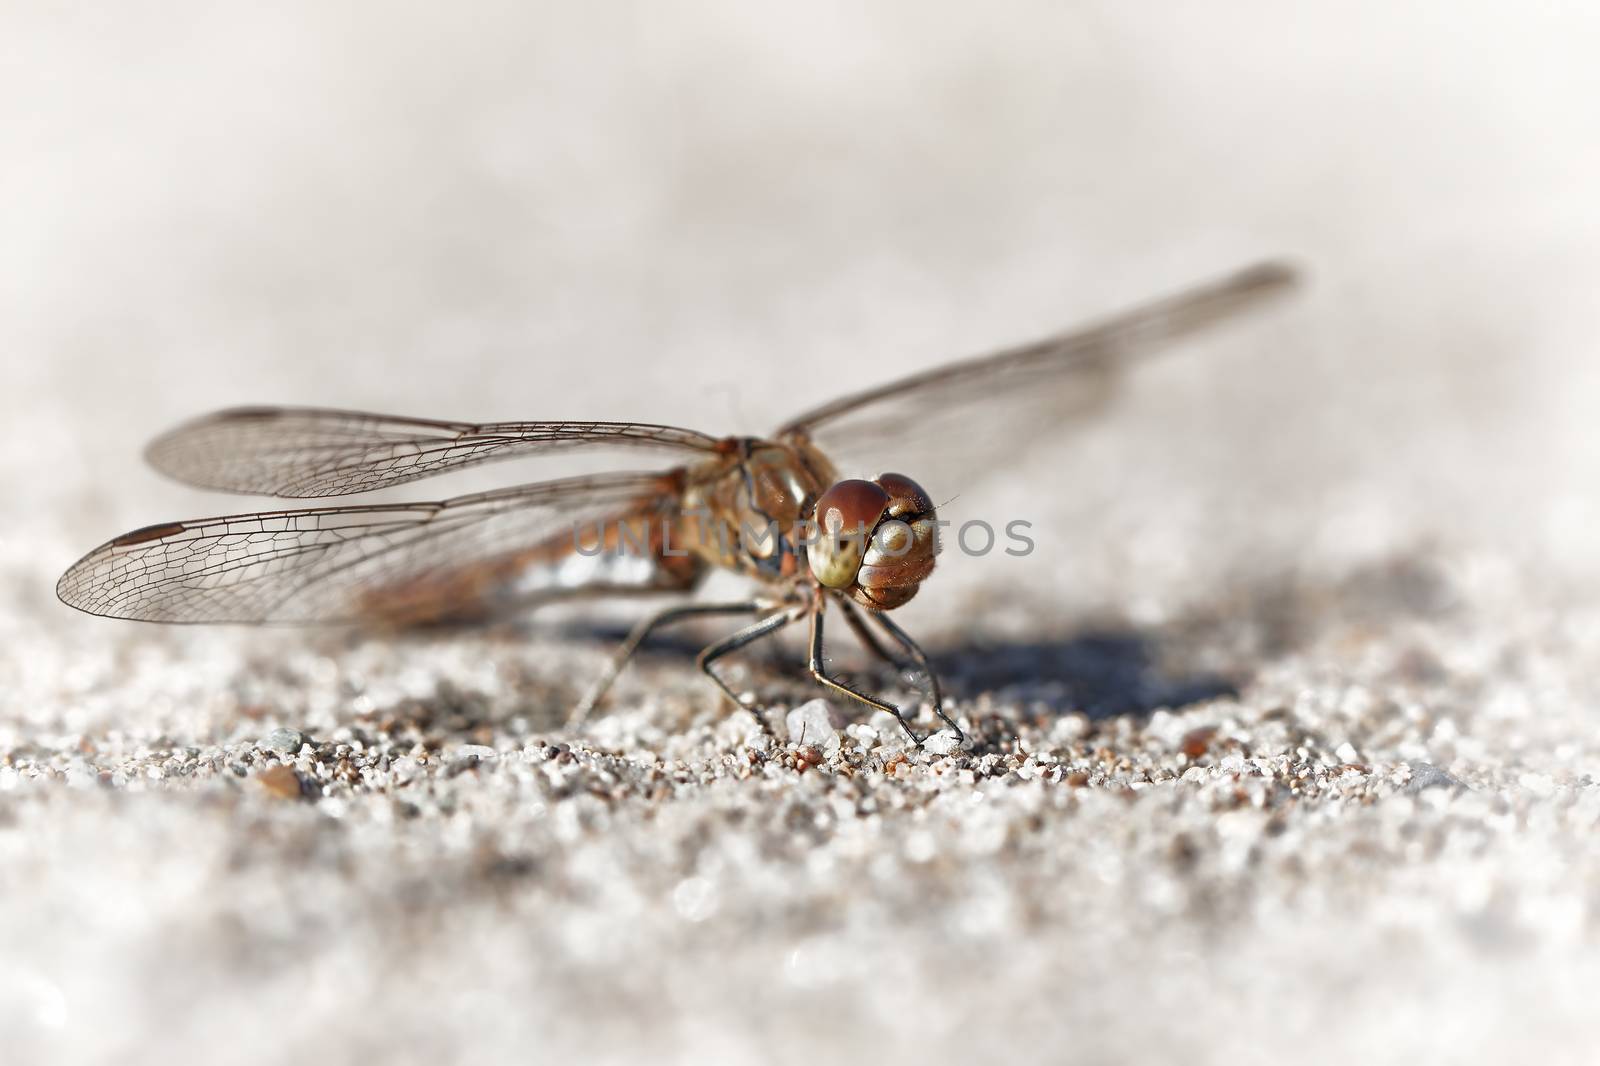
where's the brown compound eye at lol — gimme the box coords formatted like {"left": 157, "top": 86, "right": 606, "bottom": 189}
{"left": 852, "top": 471, "right": 938, "bottom": 609}
{"left": 808, "top": 479, "right": 890, "bottom": 589}
{"left": 874, "top": 472, "right": 933, "bottom": 519}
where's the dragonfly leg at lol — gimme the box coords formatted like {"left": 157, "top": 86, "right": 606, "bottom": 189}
{"left": 834, "top": 595, "right": 906, "bottom": 670}
{"left": 808, "top": 603, "right": 925, "bottom": 745}
{"left": 865, "top": 609, "right": 962, "bottom": 742}
{"left": 695, "top": 607, "right": 807, "bottom": 735}
{"left": 836, "top": 596, "right": 961, "bottom": 741}
{"left": 568, "top": 600, "right": 766, "bottom": 730}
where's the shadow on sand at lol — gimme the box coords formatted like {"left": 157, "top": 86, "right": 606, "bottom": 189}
{"left": 561, "top": 619, "right": 1234, "bottom": 723}
{"left": 361, "top": 551, "right": 1455, "bottom": 739}
{"left": 930, "top": 632, "right": 1236, "bottom": 720}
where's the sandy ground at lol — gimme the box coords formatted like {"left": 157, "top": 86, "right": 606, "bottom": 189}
{"left": 7, "top": 4, "right": 1600, "bottom": 1064}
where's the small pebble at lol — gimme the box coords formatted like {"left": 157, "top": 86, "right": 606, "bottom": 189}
{"left": 256, "top": 764, "right": 305, "bottom": 800}
{"left": 922, "top": 731, "right": 961, "bottom": 756}
{"left": 1519, "top": 772, "right": 1556, "bottom": 798}
{"left": 786, "top": 699, "right": 844, "bottom": 751}
{"left": 1406, "top": 762, "right": 1465, "bottom": 793}
{"left": 258, "top": 728, "right": 309, "bottom": 755}
{"left": 1181, "top": 726, "right": 1218, "bottom": 760}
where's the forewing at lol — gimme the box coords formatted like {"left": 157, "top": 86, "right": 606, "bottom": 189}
{"left": 774, "top": 261, "right": 1297, "bottom": 491}
{"left": 57, "top": 471, "right": 683, "bottom": 624}
{"left": 146, "top": 407, "right": 722, "bottom": 497}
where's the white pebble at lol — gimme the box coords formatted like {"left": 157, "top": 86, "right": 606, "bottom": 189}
{"left": 786, "top": 699, "right": 844, "bottom": 749}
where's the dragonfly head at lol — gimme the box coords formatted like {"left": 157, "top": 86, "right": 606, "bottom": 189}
{"left": 807, "top": 473, "right": 937, "bottom": 610}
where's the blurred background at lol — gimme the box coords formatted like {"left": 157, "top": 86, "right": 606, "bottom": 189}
{"left": 9, "top": 2, "right": 1600, "bottom": 606}
{"left": 6, "top": 3, "right": 1600, "bottom": 1064}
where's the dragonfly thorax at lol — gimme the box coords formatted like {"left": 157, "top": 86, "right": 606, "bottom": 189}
{"left": 679, "top": 439, "right": 835, "bottom": 582}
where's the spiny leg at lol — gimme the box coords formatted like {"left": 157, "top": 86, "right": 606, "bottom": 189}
{"left": 835, "top": 595, "right": 906, "bottom": 671}
{"left": 695, "top": 607, "right": 807, "bottom": 734}
{"left": 568, "top": 600, "right": 766, "bottom": 730}
{"left": 866, "top": 608, "right": 962, "bottom": 741}
{"left": 837, "top": 597, "right": 954, "bottom": 734}
{"left": 808, "top": 601, "right": 924, "bottom": 744}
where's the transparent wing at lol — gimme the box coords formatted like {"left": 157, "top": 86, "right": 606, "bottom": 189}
{"left": 774, "top": 261, "right": 1297, "bottom": 490}
{"left": 57, "top": 471, "right": 686, "bottom": 624}
{"left": 145, "top": 406, "right": 724, "bottom": 498}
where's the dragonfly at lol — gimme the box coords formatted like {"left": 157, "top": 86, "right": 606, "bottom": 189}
{"left": 56, "top": 261, "right": 1296, "bottom": 745}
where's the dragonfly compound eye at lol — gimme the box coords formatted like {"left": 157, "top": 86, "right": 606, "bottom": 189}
{"left": 808, "top": 479, "right": 889, "bottom": 589}
{"left": 852, "top": 472, "right": 937, "bottom": 609}
{"left": 808, "top": 474, "right": 938, "bottom": 609}
{"left": 874, "top": 472, "right": 934, "bottom": 520}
